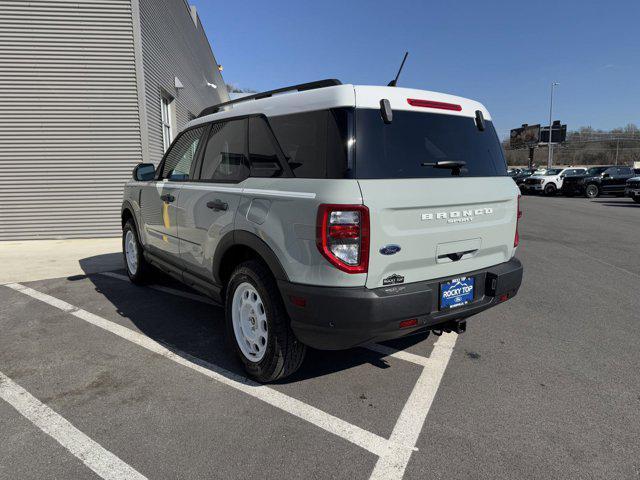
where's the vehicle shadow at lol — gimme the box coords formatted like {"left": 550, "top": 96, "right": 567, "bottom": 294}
{"left": 78, "top": 254, "right": 430, "bottom": 384}
{"left": 592, "top": 199, "right": 639, "bottom": 208}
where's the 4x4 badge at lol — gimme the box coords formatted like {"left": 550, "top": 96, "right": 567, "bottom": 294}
{"left": 383, "top": 274, "right": 405, "bottom": 286}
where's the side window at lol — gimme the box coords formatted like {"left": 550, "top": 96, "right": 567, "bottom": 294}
{"left": 605, "top": 167, "right": 617, "bottom": 176}
{"left": 160, "top": 126, "right": 206, "bottom": 181}
{"left": 619, "top": 167, "right": 632, "bottom": 175}
{"left": 269, "top": 109, "right": 351, "bottom": 179}
{"left": 200, "top": 119, "right": 248, "bottom": 182}
{"left": 248, "top": 117, "right": 283, "bottom": 178}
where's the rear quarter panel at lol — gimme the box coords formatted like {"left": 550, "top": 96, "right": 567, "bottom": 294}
{"left": 235, "top": 178, "right": 366, "bottom": 287}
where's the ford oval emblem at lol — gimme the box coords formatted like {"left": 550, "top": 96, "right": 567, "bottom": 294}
{"left": 379, "top": 245, "right": 401, "bottom": 255}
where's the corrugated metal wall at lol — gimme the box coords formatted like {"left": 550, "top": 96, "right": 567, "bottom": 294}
{"left": 138, "top": 0, "right": 228, "bottom": 165}
{"left": 0, "top": 0, "right": 142, "bottom": 239}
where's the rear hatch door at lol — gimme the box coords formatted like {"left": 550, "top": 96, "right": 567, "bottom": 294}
{"left": 359, "top": 178, "right": 518, "bottom": 288}
{"left": 352, "top": 90, "right": 518, "bottom": 289}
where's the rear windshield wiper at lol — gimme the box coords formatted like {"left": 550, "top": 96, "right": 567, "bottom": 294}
{"left": 421, "top": 160, "right": 467, "bottom": 176}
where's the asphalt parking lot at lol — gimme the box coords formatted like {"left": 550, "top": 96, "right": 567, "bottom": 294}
{"left": 1, "top": 195, "right": 639, "bottom": 480}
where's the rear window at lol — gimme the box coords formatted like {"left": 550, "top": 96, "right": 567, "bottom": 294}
{"left": 354, "top": 109, "right": 507, "bottom": 179}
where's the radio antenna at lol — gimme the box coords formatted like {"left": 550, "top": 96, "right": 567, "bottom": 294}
{"left": 388, "top": 51, "right": 409, "bottom": 87}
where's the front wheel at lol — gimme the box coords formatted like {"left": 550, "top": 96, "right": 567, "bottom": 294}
{"left": 585, "top": 184, "right": 600, "bottom": 198}
{"left": 123, "top": 219, "right": 150, "bottom": 284}
{"left": 225, "top": 260, "right": 306, "bottom": 382}
{"left": 544, "top": 183, "right": 557, "bottom": 196}
{"left": 634, "top": 196, "right": 640, "bottom": 204}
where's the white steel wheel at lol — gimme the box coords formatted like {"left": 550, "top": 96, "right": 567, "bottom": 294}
{"left": 231, "top": 282, "right": 269, "bottom": 362}
{"left": 124, "top": 230, "right": 138, "bottom": 275}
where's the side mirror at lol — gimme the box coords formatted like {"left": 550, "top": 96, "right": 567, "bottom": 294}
{"left": 133, "top": 163, "right": 155, "bottom": 181}
{"left": 602, "top": 173, "right": 610, "bottom": 178}
{"left": 560, "top": 175, "right": 565, "bottom": 179}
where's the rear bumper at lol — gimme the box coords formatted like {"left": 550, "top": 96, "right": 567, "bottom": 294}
{"left": 278, "top": 257, "right": 523, "bottom": 350}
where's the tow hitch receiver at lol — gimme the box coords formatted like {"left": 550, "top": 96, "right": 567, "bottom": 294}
{"left": 431, "top": 320, "right": 467, "bottom": 336}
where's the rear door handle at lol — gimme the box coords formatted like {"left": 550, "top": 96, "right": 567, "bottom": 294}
{"left": 160, "top": 194, "right": 175, "bottom": 203}
{"left": 207, "top": 199, "right": 228, "bottom": 211}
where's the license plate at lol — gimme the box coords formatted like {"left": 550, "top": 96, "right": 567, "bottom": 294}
{"left": 440, "top": 277, "right": 475, "bottom": 310}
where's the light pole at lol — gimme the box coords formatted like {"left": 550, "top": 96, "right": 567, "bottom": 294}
{"left": 547, "top": 82, "right": 559, "bottom": 169}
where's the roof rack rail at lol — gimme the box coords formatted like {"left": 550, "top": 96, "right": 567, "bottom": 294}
{"left": 197, "top": 79, "right": 342, "bottom": 118}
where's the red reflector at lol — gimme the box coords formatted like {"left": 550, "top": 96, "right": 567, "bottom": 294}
{"left": 498, "top": 294, "right": 509, "bottom": 303}
{"left": 328, "top": 224, "right": 360, "bottom": 239}
{"left": 399, "top": 318, "right": 419, "bottom": 329}
{"left": 289, "top": 296, "right": 306, "bottom": 307}
{"left": 407, "top": 99, "right": 462, "bottom": 111}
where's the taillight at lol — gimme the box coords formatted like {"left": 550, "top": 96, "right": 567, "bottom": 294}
{"left": 407, "top": 98, "right": 462, "bottom": 111}
{"left": 514, "top": 195, "right": 522, "bottom": 247}
{"left": 316, "top": 204, "right": 370, "bottom": 274}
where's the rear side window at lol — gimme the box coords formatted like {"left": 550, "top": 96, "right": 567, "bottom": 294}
{"left": 248, "top": 117, "right": 283, "bottom": 178}
{"left": 199, "top": 119, "right": 248, "bottom": 182}
{"left": 160, "top": 126, "right": 206, "bottom": 180}
{"left": 354, "top": 109, "right": 507, "bottom": 179}
{"left": 269, "top": 109, "right": 351, "bottom": 179}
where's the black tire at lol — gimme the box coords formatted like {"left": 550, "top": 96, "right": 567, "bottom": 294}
{"left": 225, "top": 260, "right": 306, "bottom": 383}
{"left": 585, "top": 184, "right": 600, "bottom": 199}
{"left": 544, "top": 183, "right": 557, "bottom": 196}
{"left": 634, "top": 196, "right": 640, "bottom": 204}
{"left": 122, "top": 219, "right": 150, "bottom": 284}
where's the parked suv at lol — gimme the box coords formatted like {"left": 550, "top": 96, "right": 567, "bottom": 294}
{"left": 521, "top": 167, "right": 586, "bottom": 195}
{"left": 512, "top": 168, "right": 536, "bottom": 190}
{"left": 561, "top": 165, "right": 636, "bottom": 198}
{"left": 626, "top": 176, "right": 640, "bottom": 203}
{"left": 121, "top": 80, "right": 523, "bottom": 382}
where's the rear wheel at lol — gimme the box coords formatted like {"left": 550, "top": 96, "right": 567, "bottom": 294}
{"left": 634, "top": 196, "right": 640, "bottom": 204}
{"left": 225, "top": 260, "right": 306, "bottom": 382}
{"left": 585, "top": 184, "right": 600, "bottom": 199}
{"left": 122, "top": 219, "right": 150, "bottom": 284}
{"left": 544, "top": 183, "right": 557, "bottom": 196}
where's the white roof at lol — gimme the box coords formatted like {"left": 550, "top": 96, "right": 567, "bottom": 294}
{"left": 186, "top": 84, "right": 492, "bottom": 131}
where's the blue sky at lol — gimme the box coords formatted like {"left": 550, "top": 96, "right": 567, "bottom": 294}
{"left": 193, "top": 0, "right": 639, "bottom": 139}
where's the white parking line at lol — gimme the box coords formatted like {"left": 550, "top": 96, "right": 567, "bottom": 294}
{"left": 370, "top": 333, "right": 457, "bottom": 479}
{"left": 0, "top": 370, "right": 147, "bottom": 480}
{"left": 4, "top": 283, "right": 393, "bottom": 457}
{"left": 97, "top": 271, "right": 430, "bottom": 367}
{"left": 5, "top": 281, "right": 458, "bottom": 479}
{"left": 364, "top": 343, "right": 431, "bottom": 367}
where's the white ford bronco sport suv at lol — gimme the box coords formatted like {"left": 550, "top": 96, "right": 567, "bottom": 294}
{"left": 121, "top": 79, "right": 523, "bottom": 382}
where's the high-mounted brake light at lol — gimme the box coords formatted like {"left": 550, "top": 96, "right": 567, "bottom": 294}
{"left": 316, "top": 204, "right": 370, "bottom": 274}
{"left": 514, "top": 195, "right": 522, "bottom": 247}
{"left": 407, "top": 99, "right": 462, "bottom": 111}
